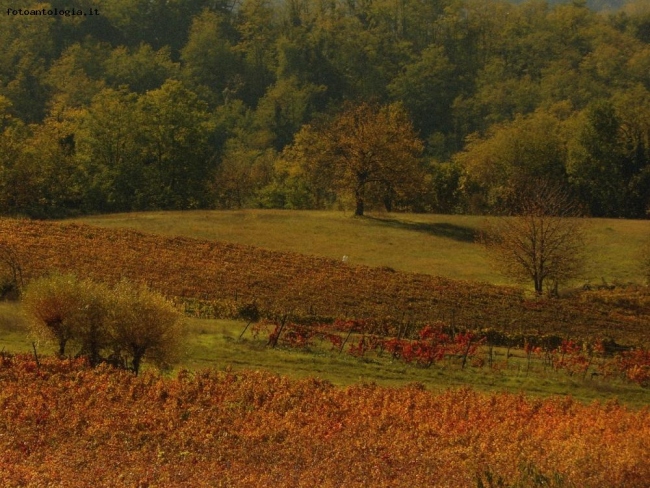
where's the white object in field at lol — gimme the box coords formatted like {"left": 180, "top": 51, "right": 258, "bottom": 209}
{"left": 342, "top": 255, "right": 348, "bottom": 263}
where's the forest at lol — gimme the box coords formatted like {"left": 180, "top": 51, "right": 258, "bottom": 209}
{"left": 1, "top": 0, "right": 650, "bottom": 218}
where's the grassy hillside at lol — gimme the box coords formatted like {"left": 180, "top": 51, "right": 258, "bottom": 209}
{"left": 72, "top": 210, "right": 650, "bottom": 286}
{"left": 3, "top": 300, "right": 649, "bottom": 406}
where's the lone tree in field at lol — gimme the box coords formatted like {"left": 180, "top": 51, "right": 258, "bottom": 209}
{"left": 286, "top": 102, "right": 424, "bottom": 216}
{"left": 481, "top": 180, "right": 586, "bottom": 296}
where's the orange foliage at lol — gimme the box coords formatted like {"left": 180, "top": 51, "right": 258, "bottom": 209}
{"left": 0, "top": 355, "right": 648, "bottom": 487}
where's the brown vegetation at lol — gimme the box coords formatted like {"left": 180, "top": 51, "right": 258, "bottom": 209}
{"left": 1, "top": 355, "right": 648, "bottom": 487}
{"left": 2, "top": 218, "right": 649, "bottom": 347}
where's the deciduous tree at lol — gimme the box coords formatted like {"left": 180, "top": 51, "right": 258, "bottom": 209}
{"left": 481, "top": 180, "right": 586, "bottom": 296}
{"left": 285, "top": 102, "right": 424, "bottom": 215}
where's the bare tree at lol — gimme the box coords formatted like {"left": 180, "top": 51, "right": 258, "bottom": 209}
{"left": 481, "top": 180, "right": 586, "bottom": 296}
{"left": 0, "top": 239, "right": 23, "bottom": 300}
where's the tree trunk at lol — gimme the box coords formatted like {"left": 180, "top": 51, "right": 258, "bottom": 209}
{"left": 355, "top": 198, "right": 364, "bottom": 216}
{"left": 383, "top": 194, "right": 393, "bottom": 212}
{"left": 355, "top": 176, "right": 366, "bottom": 216}
{"left": 534, "top": 276, "right": 543, "bottom": 295}
{"left": 131, "top": 345, "right": 146, "bottom": 375}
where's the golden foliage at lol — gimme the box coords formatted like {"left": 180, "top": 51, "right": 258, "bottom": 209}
{"left": 0, "top": 355, "right": 648, "bottom": 487}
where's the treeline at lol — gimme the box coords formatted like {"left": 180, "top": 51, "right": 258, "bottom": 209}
{"left": 1, "top": 0, "right": 650, "bottom": 217}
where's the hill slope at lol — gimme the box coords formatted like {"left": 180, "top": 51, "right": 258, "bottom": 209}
{"left": 3, "top": 218, "right": 649, "bottom": 346}
{"left": 72, "top": 210, "right": 650, "bottom": 286}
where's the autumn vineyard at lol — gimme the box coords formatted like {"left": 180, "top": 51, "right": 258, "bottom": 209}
{"left": 1, "top": 355, "right": 650, "bottom": 488}
{"left": 1, "top": 217, "right": 650, "bottom": 486}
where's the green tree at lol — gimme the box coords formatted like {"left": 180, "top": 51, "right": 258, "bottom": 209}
{"left": 44, "top": 42, "right": 109, "bottom": 112}
{"left": 610, "top": 84, "right": 650, "bottom": 217}
{"left": 235, "top": 0, "right": 279, "bottom": 106}
{"left": 136, "top": 79, "right": 217, "bottom": 209}
{"left": 388, "top": 45, "right": 456, "bottom": 139}
{"left": 0, "top": 96, "right": 31, "bottom": 215}
{"left": 566, "top": 100, "right": 626, "bottom": 216}
{"left": 180, "top": 9, "right": 241, "bottom": 105}
{"left": 75, "top": 87, "right": 144, "bottom": 211}
{"left": 456, "top": 108, "right": 569, "bottom": 213}
{"left": 285, "top": 102, "right": 424, "bottom": 216}
{"left": 100, "top": 0, "right": 209, "bottom": 53}
{"left": 9, "top": 106, "right": 87, "bottom": 217}
{"left": 105, "top": 43, "right": 179, "bottom": 94}
{"left": 253, "top": 76, "right": 326, "bottom": 151}
{"left": 272, "top": 122, "right": 338, "bottom": 209}
{"left": 0, "top": 4, "right": 57, "bottom": 121}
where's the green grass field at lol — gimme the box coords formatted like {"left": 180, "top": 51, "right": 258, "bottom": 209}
{"left": 72, "top": 209, "right": 650, "bottom": 287}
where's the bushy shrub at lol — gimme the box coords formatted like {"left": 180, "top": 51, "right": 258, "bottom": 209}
{"left": 22, "top": 274, "right": 103, "bottom": 358}
{"left": 108, "top": 280, "right": 185, "bottom": 374}
{"left": 22, "top": 274, "right": 185, "bottom": 373}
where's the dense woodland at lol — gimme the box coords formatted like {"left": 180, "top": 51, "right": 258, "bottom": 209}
{"left": 1, "top": 0, "right": 650, "bottom": 218}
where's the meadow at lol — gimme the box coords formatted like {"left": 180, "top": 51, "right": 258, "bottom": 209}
{"left": 71, "top": 210, "right": 650, "bottom": 286}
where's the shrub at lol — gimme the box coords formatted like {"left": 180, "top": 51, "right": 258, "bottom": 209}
{"left": 108, "top": 280, "right": 185, "bottom": 374}
{"left": 22, "top": 274, "right": 185, "bottom": 373}
{"left": 22, "top": 273, "right": 106, "bottom": 358}
{"left": 0, "top": 240, "right": 23, "bottom": 300}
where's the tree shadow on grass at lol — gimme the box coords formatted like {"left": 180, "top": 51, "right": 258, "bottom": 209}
{"left": 363, "top": 216, "right": 479, "bottom": 243}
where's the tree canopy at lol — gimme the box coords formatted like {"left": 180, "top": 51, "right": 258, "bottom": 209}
{"left": 281, "top": 102, "right": 424, "bottom": 216}
{"left": 1, "top": 0, "right": 649, "bottom": 218}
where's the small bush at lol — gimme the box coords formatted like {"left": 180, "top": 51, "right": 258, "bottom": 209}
{"left": 22, "top": 274, "right": 101, "bottom": 357}
{"left": 108, "top": 280, "right": 185, "bottom": 374}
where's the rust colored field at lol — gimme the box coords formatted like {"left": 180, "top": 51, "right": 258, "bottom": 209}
{"left": 2, "top": 218, "right": 649, "bottom": 345}
{"left": 1, "top": 355, "right": 648, "bottom": 487}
